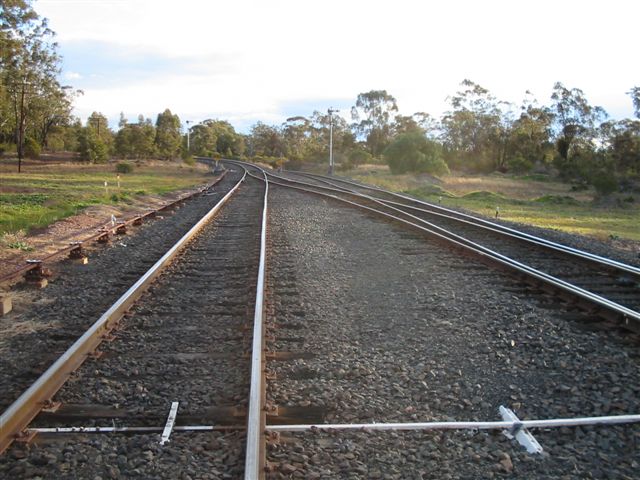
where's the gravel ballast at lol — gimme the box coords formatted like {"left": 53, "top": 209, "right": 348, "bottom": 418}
{"left": 265, "top": 185, "right": 640, "bottom": 478}
{"left": 1, "top": 173, "right": 639, "bottom": 478}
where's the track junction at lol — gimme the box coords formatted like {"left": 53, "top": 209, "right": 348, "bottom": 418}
{"left": 1, "top": 160, "right": 639, "bottom": 478}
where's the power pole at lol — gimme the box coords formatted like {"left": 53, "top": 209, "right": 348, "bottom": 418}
{"left": 327, "top": 108, "right": 338, "bottom": 175}
{"left": 185, "top": 120, "right": 192, "bottom": 152}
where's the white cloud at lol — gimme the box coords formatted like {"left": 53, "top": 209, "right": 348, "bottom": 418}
{"left": 38, "top": 0, "right": 640, "bottom": 128}
{"left": 64, "top": 71, "right": 82, "bottom": 80}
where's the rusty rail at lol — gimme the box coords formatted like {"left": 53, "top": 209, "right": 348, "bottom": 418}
{"left": 0, "top": 171, "right": 228, "bottom": 287}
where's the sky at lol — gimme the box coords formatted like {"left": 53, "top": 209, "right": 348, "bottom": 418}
{"left": 37, "top": 0, "right": 639, "bottom": 132}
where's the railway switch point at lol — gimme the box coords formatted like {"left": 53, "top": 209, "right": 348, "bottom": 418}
{"left": 0, "top": 296, "right": 12, "bottom": 316}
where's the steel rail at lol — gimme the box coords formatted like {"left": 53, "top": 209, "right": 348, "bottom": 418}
{"left": 0, "top": 171, "right": 229, "bottom": 286}
{"left": 244, "top": 168, "right": 269, "bottom": 480}
{"left": 232, "top": 161, "right": 640, "bottom": 329}
{"left": 0, "top": 170, "right": 246, "bottom": 455}
{"left": 289, "top": 171, "right": 640, "bottom": 279}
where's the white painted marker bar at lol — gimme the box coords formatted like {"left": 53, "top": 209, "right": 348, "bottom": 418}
{"left": 160, "top": 402, "right": 179, "bottom": 445}
{"left": 30, "top": 425, "right": 243, "bottom": 434}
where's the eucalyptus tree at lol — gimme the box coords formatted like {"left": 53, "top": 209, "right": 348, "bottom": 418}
{"left": 188, "top": 119, "right": 244, "bottom": 157}
{"left": 549, "top": 82, "right": 607, "bottom": 177}
{"left": 114, "top": 115, "right": 155, "bottom": 159}
{"left": 440, "top": 79, "right": 506, "bottom": 172}
{"left": 248, "top": 122, "right": 285, "bottom": 158}
{"left": 351, "top": 90, "right": 398, "bottom": 156}
{"left": 1, "top": 0, "right": 70, "bottom": 171}
{"left": 78, "top": 111, "right": 112, "bottom": 162}
{"left": 154, "top": 108, "right": 181, "bottom": 159}
{"left": 392, "top": 114, "right": 423, "bottom": 135}
{"left": 506, "top": 91, "right": 554, "bottom": 171}
{"left": 282, "top": 116, "right": 312, "bottom": 161}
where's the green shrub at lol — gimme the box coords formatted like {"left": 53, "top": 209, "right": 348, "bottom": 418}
{"left": 507, "top": 154, "right": 533, "bottom": 174}
{"left": 348, "top": 149, "right": 373, "bottom": 167}
{"left": 384, "top": 132, "right": 449, "bottom": 175}
{"left": 591, "top": 173, "right": 618, "bottom": 196}
{"left": 115, "top": 161, "right": 134, "bottom": 173}
{"left": 183, "top": 155, "right": 195, "bottom": 166}
{"left": 24, "top": 137, "right": 41, "bottom": 159}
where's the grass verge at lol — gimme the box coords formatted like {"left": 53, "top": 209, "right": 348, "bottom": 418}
{"left": 0, "top": 159, "right": 211, "bottom": 235}
{"left": 345, "top": 166, "right": 640, "bottom": 242}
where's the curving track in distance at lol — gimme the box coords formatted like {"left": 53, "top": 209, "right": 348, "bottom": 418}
{"left": 235, "top": 163, "right": 640, "bottom": 332}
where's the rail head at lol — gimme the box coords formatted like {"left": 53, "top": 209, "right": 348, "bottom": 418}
{"left": 244, "top": 167, "right": 269, "bottom": 480}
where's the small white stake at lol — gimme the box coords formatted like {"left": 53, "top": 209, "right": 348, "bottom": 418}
{"left": 160, "top": 402, "right": 179, "bottom": 445}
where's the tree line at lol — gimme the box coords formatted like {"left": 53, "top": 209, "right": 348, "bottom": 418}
{"left": 246, "top": 83, "right": 640, "bottom": 194}
{"left": 2, "top": 1, "right": 639, "bottom": 195}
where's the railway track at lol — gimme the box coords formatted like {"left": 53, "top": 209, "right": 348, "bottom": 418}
{"left": 255, "top": 167, "right": 640, "bottom": 331}
{"left": 1, "top": 160, "right": 639, "bottom": 478}
{"left": 0, "top": 169, "right": 272, "bottom": 477}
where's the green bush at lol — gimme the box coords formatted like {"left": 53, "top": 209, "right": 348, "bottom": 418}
{"left": 115, "top": 161, "right": 134, "bottom": 173}
{"left": 591, "top": 172, "right": 618, "bottom": 196}
{"left": 348, "top": 149, "right": 373, "bottom": 167}
{"left": 24, "top": 137, "right": 41, "bottom": 159}
{"left": 384, "top": 132, "right": 449, "bottom": 175}
{"left": 183, "top": 155, "right": 195, "bottom": 166}
{"left": 507, "top": 154, "right": 533, "bottom": 174}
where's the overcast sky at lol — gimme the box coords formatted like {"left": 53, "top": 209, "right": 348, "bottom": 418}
{"left": 38, "top": 0, "right": 639, "bottom": 132}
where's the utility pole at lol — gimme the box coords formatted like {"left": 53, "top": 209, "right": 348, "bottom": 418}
{"left": 185, "top": 120, "right": 192, "bottom": 152}
{"left": 327, "top": 107, "right": 338, "bottom": 175}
